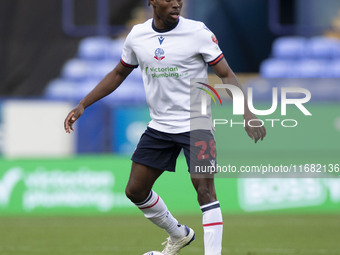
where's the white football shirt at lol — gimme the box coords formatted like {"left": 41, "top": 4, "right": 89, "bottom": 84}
{"left": 121, "top": 17, "right": 223, "bottom": 133}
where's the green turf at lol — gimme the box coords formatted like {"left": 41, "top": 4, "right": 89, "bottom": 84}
{"left": 1, "top": 215, "right": 339, "bottom": 255}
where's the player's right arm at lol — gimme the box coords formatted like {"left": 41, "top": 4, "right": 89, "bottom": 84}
{"left": 64, "top": 62, "right": 134, "bottom": 133}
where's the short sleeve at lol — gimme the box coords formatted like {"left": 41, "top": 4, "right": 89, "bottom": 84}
{"left": 197, "top": 23, "right": 224, "bottom": 66}
{"left": 121, "top": 28, "right": 139, "bottom": 68}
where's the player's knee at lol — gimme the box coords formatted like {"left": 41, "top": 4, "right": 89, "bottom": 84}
{"left": 125, "top": 186, "right": 139, "bottom": 203}
{"left": 125, "top": 185, "right": 149, "bottom": 204}
{"left": 196, "top": 185, "right": 216, "bottom": 205}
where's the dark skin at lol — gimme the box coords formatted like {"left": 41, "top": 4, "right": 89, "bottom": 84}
{"left": 64, "top": 0, "right": 265, "bottom": 206}
{"left": 149, "top": 0, "right": 183, "bottom": 29}
{"left": 212, "top": 58, "right": 266, "bottom": 143}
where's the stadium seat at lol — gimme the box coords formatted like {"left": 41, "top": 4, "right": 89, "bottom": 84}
{"left": 272, "top": 36, "right": 307, "bottom": 59}
{"left": 305, "top": 36, "right": 340, "bottom": 59}
{"left": 78, "top": 36, "right": 113, "bottom": 60}
{"left": 102, "top": 80, "right": 146, "bottom": 105}
{"left": 61, "top": 59, "right": 90, "bottom": 81}
{"left": 328, "top": 59, "right": 340, "bottom": 77}
{"left": 294, "top": 59, "right": 328, "bottom": 78}
{"left": 110, "top": 38, "right": 125, "bottom": 60}
{"left": 61, "top": 59, "right": 119, "bottom": 81}
{"left": 89, "top": 60, "right": 116, "bottom": 80}
{"left": 44, "top": 79, "right": 80, "bottom": 100}
{"left": 46, "top": 35, "right": 145, "bottom": 106}
{"left": 260, "top": 59, "right": 295, "bottom": 78}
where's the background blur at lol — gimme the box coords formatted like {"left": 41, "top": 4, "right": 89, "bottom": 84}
{"left": 1, "top": 1, "right": 340, "bottom": 254}
{"left": 1, "top": 0, "right": 340, "bottom": 218}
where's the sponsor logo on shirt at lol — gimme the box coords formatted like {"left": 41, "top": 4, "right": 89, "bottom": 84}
{"left": 154, "top": 48, "right": 165, "bottom": 61}
{"left": 145, "top": 66, "right": 189, "bottom": 79}
{"left": 158, "top": 36, "right": 165, "bottom": 45}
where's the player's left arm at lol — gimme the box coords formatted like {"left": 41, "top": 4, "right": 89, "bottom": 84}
{"left": 211, "top": 58, "right": 266, "bottom": 143}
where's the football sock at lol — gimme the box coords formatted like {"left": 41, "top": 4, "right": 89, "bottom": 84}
{"left": 201, "top": 201, "right": 223, "bottom": 255}
{"left": 136, "top": 190, "right": 186, "bottom": 241}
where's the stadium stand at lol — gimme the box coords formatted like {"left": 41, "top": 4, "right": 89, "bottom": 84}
{"left": 253, "top": 35, "right": 340, "bottom": 102}
{"left": 44, "top": 1, "right": 147, "bottom": 105}
{"left": 77, "top": 37, "right": 124, "bottom": 60}
{"left": 260, "top": 36, "right": 340, "bottom": 78}
{"left": 44, "top": 36, "right": 145, "bottom": 105}
{"left": 272, "top": 36, "right": 307, "bottom": 59}
{"left": 260, "top": 59, "right": 296, "bottom": 78}
{"left": 306, "top": 36, "right": 340, "bottom": 58}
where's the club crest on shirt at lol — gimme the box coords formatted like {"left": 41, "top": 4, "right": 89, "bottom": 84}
{"left": 154, "top": 48, "right": 165, "bottom": 61}
{"left": 211, "top": 34, "right": 218, "bottom": 44}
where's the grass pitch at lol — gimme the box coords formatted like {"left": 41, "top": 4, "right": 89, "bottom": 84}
{"left": 0, "top": 214, "right": 339, "bottom": 255}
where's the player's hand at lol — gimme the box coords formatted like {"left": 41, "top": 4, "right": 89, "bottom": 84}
{"left": 243, "top": 112, "right": 266, "bottom": 143}
{"left": 64, "top": 104, "right": 84, "bottom": 133}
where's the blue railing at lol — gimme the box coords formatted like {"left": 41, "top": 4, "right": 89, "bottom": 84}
{"left": 268, "top": 0, "right": 297, "bottom": 35}
{"left": 268, "top": 0, "right": 339, "bottom": 36}
{"left": 62, "top": 0, "right": 127, "bottom": 36}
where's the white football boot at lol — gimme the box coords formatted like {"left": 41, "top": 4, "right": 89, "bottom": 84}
{"left": 161, "top": 225, "right": 195, "bottom": 255}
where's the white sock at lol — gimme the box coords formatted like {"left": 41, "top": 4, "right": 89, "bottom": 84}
{"left": 136, "top": 190, "right": 186, "bottom": 241}
{"left": 201, "top": 201, "right": 223, "bottom": 255}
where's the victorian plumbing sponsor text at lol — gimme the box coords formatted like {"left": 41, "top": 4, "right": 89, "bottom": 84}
{"left": 0, "top": 167, "right": 22, "bottom": 207}
{"left": 146, "top": 66, "right": 188, "bottom": 79}
{"left": 0, "top": 167, "right": 133, "bottom": 211}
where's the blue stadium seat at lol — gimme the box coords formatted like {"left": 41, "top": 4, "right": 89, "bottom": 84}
{"left": 102, "top": 80, "right": 146, "bottom": 105}
{"left": 44, "top": 79, "right": 80, "bottom": 100}
{"left": 260, "top": 59, "right": 295, "bottom": 78}
{"left": 77, "top": 79, "right": 99, "bottom": 98}
{"left": 46, "top": 35, "right": 145, "bottom": 105}
{"left": 305, "top": 36, "right": 340, "bottom": 59}
{"left": 61, "top": 59, "right": 90, "bottom": 81}
{"left": 328, "top": 60, "right": 340, "bottom": 77}
{"left": 294, "top": 59, "right": 328, "bottom": 78}
{"left": 89, "top": 60, "right": 116, "bottom": 80}
{"left": 61, "top": 59, "right": 118, "bottom": 81}
{"left": 110, "top": 38, "right": 125, "bottom": 60}
{"left": 272, "top": 36, "right": 307, "bottom": 59}
{"left": 78, "top": 36, "right": 113, "bottom": 60}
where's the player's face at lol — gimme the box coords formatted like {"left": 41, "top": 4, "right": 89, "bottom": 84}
{"left": 151, "top": 0, "right": 183, "bottom": 28}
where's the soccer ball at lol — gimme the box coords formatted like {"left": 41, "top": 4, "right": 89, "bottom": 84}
{"left": 143, "top": 252, "right": 165, "bottom": 255}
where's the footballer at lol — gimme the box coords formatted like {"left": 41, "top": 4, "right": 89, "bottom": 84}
{"left": 64, "top": 0, "right": 266, "bottom": 254}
